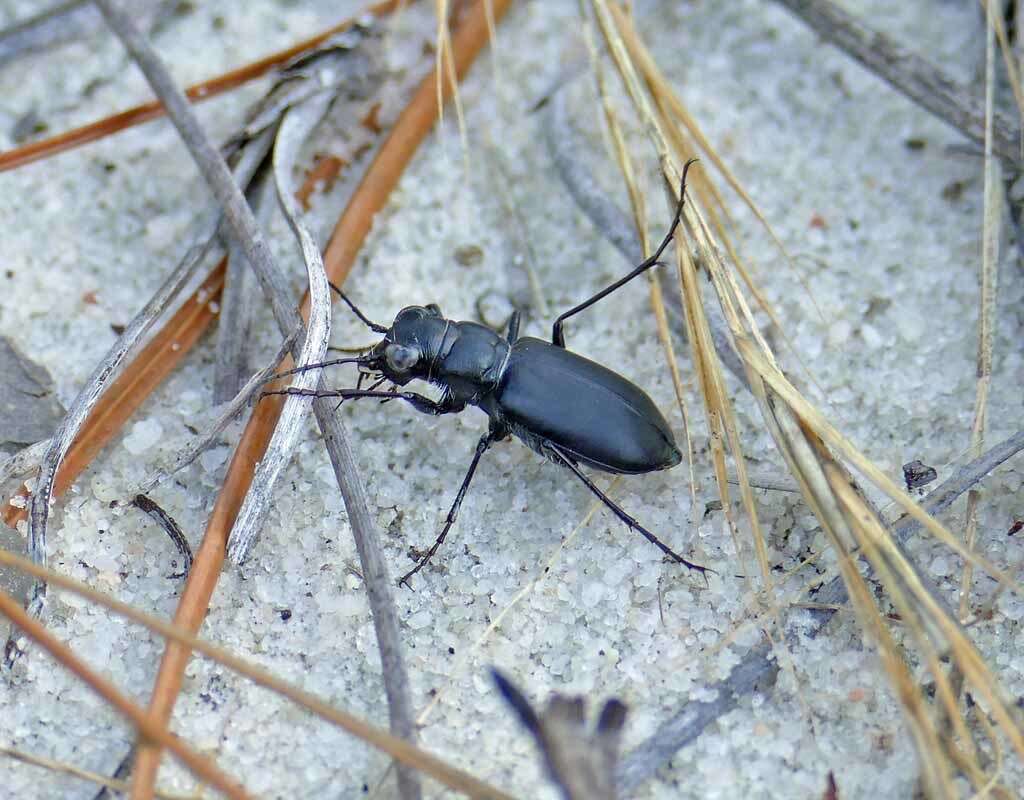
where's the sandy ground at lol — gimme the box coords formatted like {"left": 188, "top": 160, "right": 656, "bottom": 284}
{"left": 0, "top": 1, "right": 1021, "bottom": 797}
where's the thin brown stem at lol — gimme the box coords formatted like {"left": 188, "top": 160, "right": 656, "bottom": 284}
{"left": 0, "top": 0, "right": 404, "bottom": 173}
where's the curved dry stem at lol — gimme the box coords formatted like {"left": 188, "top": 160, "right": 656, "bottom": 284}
{"left": 226, "top": 93, "right": 335, "bottom": 564}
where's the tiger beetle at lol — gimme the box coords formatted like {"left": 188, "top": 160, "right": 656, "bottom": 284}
{"left": 268, "top": 159, "right": 708, "bottom": 587}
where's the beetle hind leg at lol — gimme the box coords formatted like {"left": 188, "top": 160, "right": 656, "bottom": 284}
{"left": 543, "top": 441, "right": 711, "bottom": 578}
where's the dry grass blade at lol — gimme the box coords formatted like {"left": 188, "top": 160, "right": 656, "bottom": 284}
{"left": 574, "top": 3, "right": 699, "bottom": 552}
{"left": 979, "top": 0, "right": 1024, "bottom": 119}
{"left": 607, "top": 4, "right": 825, "bottom": 399}
{"left": 736, "top": 337, "right": 1024, "bottom": 768}
{"left": 825, "top": 515, "right": 957, "bottom": 798}
{"left": 0, "top": 0, "right": 405, "bottom": 173}
{"left": 582, "top": 0, "right": 1024, "bottom": 790}
{"left": 825, "top": 461, "right": 1016, "bottom": 795}
{"left": 0, "top": 745, "right": 194, "bottom": 800}
{"left": 0, "top": 588, "right": 253, "bottom": 800}
{"left": 619, "top": 427, "right": 1024, "bottom": 790}
{"left": 0, "top": 548, "right": 518, "bottom": 800}
{"left": 959, "top": 2, "right": 1002, "bottom": 622}
{"left": 589, "top": 0, "right": 771, "bottom": 588}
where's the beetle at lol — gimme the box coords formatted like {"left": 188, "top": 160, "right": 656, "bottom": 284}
{"left": 270, "top": 160, "right": 707, "bottom": 587}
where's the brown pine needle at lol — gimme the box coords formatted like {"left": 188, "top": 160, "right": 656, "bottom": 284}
{"left": 1, "top": 263, "right": 226, "bottom": 530}
{"left": 0, "top": 588, "right": 253, "bottom": 800}
{"left": 0, "top": 545, "right": 516, "bottom": 800}
{"left": 0, "top": 0, "right": 404, "bottom": 173}
{"left": 129, "top": 2, "right": 513, "bottom": 797}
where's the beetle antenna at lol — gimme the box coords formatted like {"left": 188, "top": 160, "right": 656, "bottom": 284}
{"left": 266, "top": 357, "right": 369, "bottom": 384}
{"left": 329, "top": 281, "right": 388, "bottom": 333}
{"left": 650, "top": 156, "right": 699, "bottom": 264}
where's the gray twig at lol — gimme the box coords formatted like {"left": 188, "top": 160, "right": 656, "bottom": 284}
{"left": 91, "top": 4, "right": 420, "bottom": 797}
{"left": 770, "top": 0, "right": 1022, "bottom": 165}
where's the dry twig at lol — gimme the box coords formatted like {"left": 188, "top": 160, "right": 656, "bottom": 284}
{"left": 771, "top": 0, "right": 1022, "bottom": 165}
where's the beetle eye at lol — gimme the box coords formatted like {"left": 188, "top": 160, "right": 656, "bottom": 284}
{"left": 385, "top": 344, "right": 419, "bottom": 373}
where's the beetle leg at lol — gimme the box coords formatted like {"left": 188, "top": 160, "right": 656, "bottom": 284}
{"left": 261, "top": 386, "right": 465, "bottom": 416}
{"left": 542, "top": 441, "right": 711, "bottom": 577}
{"left": 550, "top": 158, "right": 698, "bottom": 348}
{"left": 399, "top": 429, "right": 499, "bottom": 588}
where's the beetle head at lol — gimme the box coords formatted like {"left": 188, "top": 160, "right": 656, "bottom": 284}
{"left": 364, "top": 304, "right": 446, "bottom": 385}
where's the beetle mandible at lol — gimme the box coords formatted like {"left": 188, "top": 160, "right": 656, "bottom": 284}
{"left": 271, "top": 159, "right": 707, "bottom": 587}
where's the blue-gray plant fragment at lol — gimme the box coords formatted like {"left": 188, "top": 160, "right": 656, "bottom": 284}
{"left": 0, "top": 337, "right": 64, "bottom": 455}
{"left": 493, "top": 669, "right": 626, "bottom": 800}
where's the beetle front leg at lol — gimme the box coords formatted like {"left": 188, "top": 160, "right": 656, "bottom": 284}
{"left": 400, "top": 391, "right": 466, "bottom": 416}
{"left": 261, "top": 386, "right": 465, "bottom": 416}
{"left": 550, "top": 158, "right": 697, "bottom": 348}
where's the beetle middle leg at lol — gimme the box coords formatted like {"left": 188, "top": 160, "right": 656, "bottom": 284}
{"left": 542, "top": 441, "right": 709, "bottom": 576}
{"left": 550, "top": 158, "right": 698, "bottom": 348}
{"left": 399, "top": 423, "right": 508, "bottom": 588}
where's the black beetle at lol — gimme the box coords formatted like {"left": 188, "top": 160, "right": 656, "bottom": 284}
{"left": 272, "top": 160, "right": 707, "bottom": 586}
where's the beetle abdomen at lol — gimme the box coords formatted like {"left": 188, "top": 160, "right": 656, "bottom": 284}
{"left": 493, "top": 337, "right": 681, "bottom": 475}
